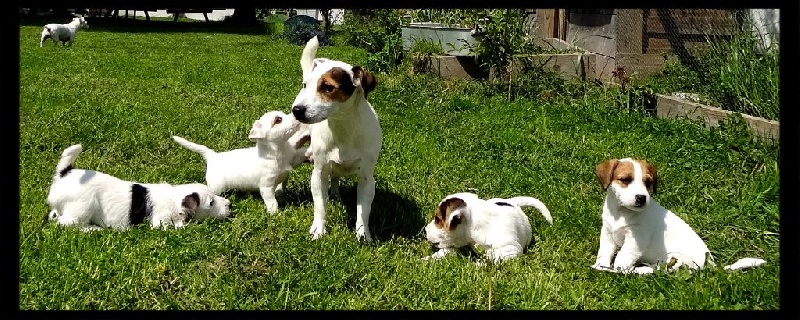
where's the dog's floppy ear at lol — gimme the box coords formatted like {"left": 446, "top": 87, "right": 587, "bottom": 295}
{"left": 181, "top": 192, "right": 201, "bottom": 216}
{"left": 595, "top": 159, "right": 619, "bottom": 190}
{"left": 248, "top": 120, "right": 266, "bottom": 141}
{"left": 351, "top": 66, "right": 377, "bottom": 98}
{"left": 644, "top": 161, "right": 658, "bottom": 195}
{"left": 436, "top": 197, "right": 466, "bottom": 230}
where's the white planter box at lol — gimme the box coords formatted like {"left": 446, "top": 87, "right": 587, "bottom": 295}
{"left": 401, "top": 22, "right": 478, "bottom": 56}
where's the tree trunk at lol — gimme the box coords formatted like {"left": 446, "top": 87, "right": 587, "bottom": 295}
{"left": 321, "top": 9, "right": 332, "bottom": 33}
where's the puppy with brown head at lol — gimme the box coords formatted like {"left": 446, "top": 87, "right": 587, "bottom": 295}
{"left": 591, "top": 158, "right": 765, "bottom": 274}
{"left": 424, "top": 192, "right": 553, "bottom": 263}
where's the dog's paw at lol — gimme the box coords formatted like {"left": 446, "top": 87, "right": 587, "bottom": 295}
{"left": 356, "top": 227, "right": 373, "bottom": 242}
{"left": 265, "top": 200, "right": 279, "bottom": 214}
{"left": 591, "top": 262, "right": 612, "bottom": 271}
{"left": 309, "top": 223, "right": 327, "bottom": 240}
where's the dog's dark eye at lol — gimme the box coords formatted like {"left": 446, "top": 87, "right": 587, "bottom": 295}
{"left": 273, "top": 116, "right": 283, "bottom": 125}
{"left": 434, "top": 216, "right": 441, "bottom": 224}
{"left": 320, "top": 83, "right": 334, "bottom": 93}
{"left": 210, "top": 199, "right": 215, "bottom": 206}
{"left": 619, "top": 177, "right": 633, "bottom": 184}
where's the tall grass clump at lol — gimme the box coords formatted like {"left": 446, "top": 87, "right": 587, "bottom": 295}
{"left": 646, "top": 26, "right": 779, "bottom": 121}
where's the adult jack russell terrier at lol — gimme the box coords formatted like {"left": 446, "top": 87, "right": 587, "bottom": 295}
{"left": 592, "top": 158, "right": 766, "bottom": 274}
{"left": 290, "top": 36, "right": 380, "bottom": 242}
{"left": 424, "top": 192, "right": 553, "bottom": 263}
{"left": 40, "top": 15, "right": 89, "bottom": 47}
{"left": 172, "top": 111, "right": 309, "bottom": 213}
{"left": 46, "top": 144, "right": 232, "bottom": 231}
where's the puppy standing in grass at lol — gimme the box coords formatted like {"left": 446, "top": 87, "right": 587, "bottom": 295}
{"left": 172, "top": 110, "right": 309, "bottom": 213}
{"left": 424, "top": 192, "right": 553, "bottom": 263}
{"left": 46, "top": 144, "right": 232, "bottom": 231}
{"left": 40, "top": 15, "right": 89, "bottom": 47}
{"left": 290, "top": 36, "right": 380, "bottom": 241}
{"left": 592, "top": 158, "right": 766, "bottom": 274}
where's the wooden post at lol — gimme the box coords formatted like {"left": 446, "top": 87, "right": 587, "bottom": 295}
{"left": 537, "top": 9, "right": 558, "bottom": 38}
{"left": 557, "top": 9, "right": 567, "bottom": 40}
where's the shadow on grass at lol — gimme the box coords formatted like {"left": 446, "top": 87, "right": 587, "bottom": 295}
{"left": 19, "top": 15, "right": 267, "bottom": 35}
{"left": 277, "top": 180, "right": 426, "bottom": 242}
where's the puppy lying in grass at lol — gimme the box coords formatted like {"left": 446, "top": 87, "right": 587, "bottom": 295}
{"left": 172, "top": 110, "right": 310, "bottom": 213}
{"left": 46, "top": 144, "right": 232, "bottom": 231}
{"left": 424, "top": 192, "right": 553, "bottom": 263}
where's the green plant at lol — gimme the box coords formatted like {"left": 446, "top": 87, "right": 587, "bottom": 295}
{"left": 340, "top": 9, "right": 405, "bottom": 73}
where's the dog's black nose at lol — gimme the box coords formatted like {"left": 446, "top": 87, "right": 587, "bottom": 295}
{"left": 291, "top": 105, "right": 307, "bottom": 120}
{"left": 634, "top": 194, "right": 647, "bottom": 207}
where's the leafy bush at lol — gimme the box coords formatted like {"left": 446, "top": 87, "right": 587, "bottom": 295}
{"left": 283, "top": 22, "right": 333, "bottom": 46}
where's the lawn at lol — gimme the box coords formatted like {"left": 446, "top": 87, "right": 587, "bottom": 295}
{"left": 18, "top": 20, "right": 780, "bottom": 310}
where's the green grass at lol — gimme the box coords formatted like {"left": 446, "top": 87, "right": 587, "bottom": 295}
{"left": 18, "top": 22, "right": 780, "bottom": 310}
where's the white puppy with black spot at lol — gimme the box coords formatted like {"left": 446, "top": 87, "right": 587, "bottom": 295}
{"left": 592, "top": 158, "right": 766, "bottom": 274}
{"left": 172, "top": 110, "right": 309, "bottom": 213}
{"left": 40, "top": 15, "right": 89, "bottom": 47}
{"left": 290, "top": 36, "right": 380, "bottom": 241}
{"left": 424, "top": 192, "right": 553, "bottom": 263}
{"left": 46, "top": 144, "right": 232, "bottom": 232}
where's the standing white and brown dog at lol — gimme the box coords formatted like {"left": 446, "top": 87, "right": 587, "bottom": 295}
{"left": 46, "top": 144, "right": 232, "bottom": 231}
{"left": 592, "top": 158, "right": 766, "bottom": 274}
{"left": 40, "top": 15, "right": 89, "bottom": 47}
{"left": 172, "top": 110, "right": 309, "bottom": 213}
{"left": 424, "top": 192, "right": 553, "bottom": 263}
{"left": 290, "top": 36, "right": 380, "bottom": 242}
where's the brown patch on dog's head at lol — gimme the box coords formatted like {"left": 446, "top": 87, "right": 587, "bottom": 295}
{"left": 610, "top": 161, "right": 636, "bottom": 189}
{"left": 352, "top": 66, "right": 376, "bottom": 98}
{"left": 317, "top": 67, "right": 356, "bottom": 103}
{"left": 595, "top": 159, "right": 620, "bottom": 190}
{"left": 433, "top": 197, "right": 466, "bottom": 231}
{"left": 181, "top": 192, "right": 201, "bottom": 216}
{"left": 635, "top": 159, "right": 658, "bottom": 194}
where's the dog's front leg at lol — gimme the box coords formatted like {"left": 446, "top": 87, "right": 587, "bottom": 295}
{"left": 355, "top": 166, "right": 376, "bottom": 242}
{"left": 487, "top": 245, "right": 523, "bottom": 263}
{"left": 612, "top": 232, "right": 645, "bottom": 272}
{"left": 422, "top": 248, "right": 455, "bottom": 261}
{"left": 260, "top": 184, "right": 280, "bottom": 214}
{"left": 592, "top": 226, "right": 618, "bottom": 270}
{"left": 309, "top": 164, "right": 331, "bottom": 239}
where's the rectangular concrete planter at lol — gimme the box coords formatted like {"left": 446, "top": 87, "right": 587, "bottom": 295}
{"left": 655, "top": 94, "right": 779, "bottom": 144}
{"left": 401, "top": 23, "right": 478, "bottom": 56}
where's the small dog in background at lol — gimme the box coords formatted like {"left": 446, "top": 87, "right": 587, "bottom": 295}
{"left": 40, "top": 15, "right": 89, "bottom": 47}
{"left": 172, "top": 110, "right": 310, "bottom": 213}
{"left": 46, "top": 144, "right": 232, "bottom": 232}
{"left": 424, "top": 192, "right": 553, "bottom": 263}
{"left": 592, "top": 158, "right": 766, "bottom": 274}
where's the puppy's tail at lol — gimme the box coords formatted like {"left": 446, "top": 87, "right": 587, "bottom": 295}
{"left": 172, "top": 136, "right": 215, "bottom": 159}
{"left": 723, "top": 257, "right": 767, "bottom": 271}
{"left": 505, "top": 196, "right": 553, "bottom": 224}
{"left": 54, "top": 144, "right": 82, "bottom": 179}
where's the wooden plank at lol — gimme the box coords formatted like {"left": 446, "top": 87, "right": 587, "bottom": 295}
{"left": 537, "top": 9, "right": 558, "bottom": 39}
{"left": 512, "top": 53, "right": 586, "bottom": 81}
{"left": 615, "top": 53, "right": 668, "bottom": 78}
{"left": 645, "top": 9, "right": 738, "bottom": 35}
{"left": 656, "top": 94, "right": 779, "bottom": 143}
{"left": 615, "top": 9, "right": 644, "bottom": 54}
{"left": 558, "top": 9, "right": 567, "bottom": 40}
{"left": 585, "top": 53, "right": 615, "bottom": 82}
